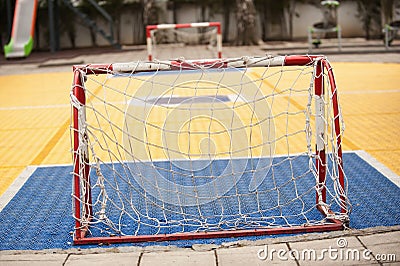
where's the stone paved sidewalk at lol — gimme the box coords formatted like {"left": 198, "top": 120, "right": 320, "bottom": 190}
{"left": 1, "top": 38, "right": 399, "bottom": 76}
{"left": 0, "top": 226, "right": 399, "bottom": 265}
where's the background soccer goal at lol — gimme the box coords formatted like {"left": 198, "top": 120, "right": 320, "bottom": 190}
{"left": 71, "top": 55, "right": 349, "bottom": 245}
{"left": 146, "top": 22, "right": 222, "bottom": 61}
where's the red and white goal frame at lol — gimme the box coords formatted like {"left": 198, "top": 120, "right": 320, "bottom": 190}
{"left": 71, "top": 55, "right": 348, "bottom": 245}
{"left": 146, "top": 22, "right": 222, "bottom": 61}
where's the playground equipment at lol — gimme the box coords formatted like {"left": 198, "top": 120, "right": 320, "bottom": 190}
{"left": 308, "top": 0, "right": 341, "bottom": 52}
{"left": 4, "top": 0, "right": 38, "bottom": 58}
{"left": 383, "top": 20, "right": 400, "bottom": 49}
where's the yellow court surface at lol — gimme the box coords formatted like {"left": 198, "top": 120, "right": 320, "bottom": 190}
{"left": 0, "top": 62, "right": 399, "bottom": 196}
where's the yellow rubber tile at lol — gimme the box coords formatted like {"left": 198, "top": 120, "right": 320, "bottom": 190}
{"left": 0, "top": 105, "right": 70, "bottom": 166}
{"left": 333, "top": 62, "right": 400, "bottom": 92}
{"left": 331, "top": 62, "right": 400, "bottom": 175}
{"left": 0, "top": 166, "right": 26, "bottom": 195}
{"left": 41, "top": 129, "right": 72, "bottom": 165}
{"left": 0, "top": 72, "right": 71, "bottom": 107}
{"left": 1, "top": 62, "right": 400, "bottom": 198}
{"left": 368, "top": 150, "right": 400, "bottom": 175}
{"left": 0, "top": 72, "right": 71, "bottom": 196}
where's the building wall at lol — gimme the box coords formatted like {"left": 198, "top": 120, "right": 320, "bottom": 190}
{"left": 37, "top": 1, "right": 370, "bottom": 50}
{"left": 292, "top": 1, "right": 363, "bottom": 39}
{"left": 338, "top": 1, "right": 364, "bottom": 37}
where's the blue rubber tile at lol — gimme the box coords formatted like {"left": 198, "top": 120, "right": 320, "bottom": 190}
{"left": 0, "top": 152, "right": 399, "bottom": 250}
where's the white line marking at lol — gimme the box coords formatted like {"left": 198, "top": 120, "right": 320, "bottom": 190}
{"left": 0, "top": 101, "right": 127, "bottom": 111}
{"left": 0, "top": 166, "right": 37, "bottom": 212}
{"left": 354, "top": 150, "right": 400, "bottom": 188}
{"left": 32, "top": 163, "right": 73, "bottom": 168}
{"left": 341, "top": 89, "right": 400, "bottom": 95}
{"left": 0, "top": 104, "right": 70, "bottom": 111}
{"left": 1, "top": 88, "right": 398, "bottom": 111}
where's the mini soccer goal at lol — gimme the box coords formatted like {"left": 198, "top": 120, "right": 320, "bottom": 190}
{"left": 71, "top": 55, "right": 350, "bottom": 245}
{"left": 146, "top": 22, "right": 222, "bottom": 61}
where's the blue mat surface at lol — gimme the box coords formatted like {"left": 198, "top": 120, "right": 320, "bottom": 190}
{"left": 0, "top": 152, "right": 399, "bottom": 250}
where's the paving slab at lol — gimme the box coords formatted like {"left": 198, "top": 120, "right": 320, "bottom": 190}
{"left": 217, "top": 244, "right": 296, "bottom": 265}
{"left": 289, "top": 236, "right": 376, "bottom": 265}
{"left": 361, "top": 242, "right": 399, "bottom": 264}
{"left": 140, "top": 249, "right": 215, "bottom": 266}
{"left": 358, "top": 231, "right": 400, "bottom": 264}
{"left": 0, "top": 253, "right": 68, "bottom": 266}
{"left": 65, "top": 252, "right": 141, "bottom": 266}
{"left": 2, "top": 38, "right": 400, "bottom": 76}
{"left": 358, "top": 230, "right": 400, "bottom": 246}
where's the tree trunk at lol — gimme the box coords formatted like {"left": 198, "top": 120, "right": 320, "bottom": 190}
{"left": 235, "top": 0, "right": 259, "bottom": 45}
{"left": 142, "top": 0, "right": 158, "bottom": 26}
{"left": 356, "top": 0, "right": 381, "bottom": 40}
{"left": 381, "top": 0, "right": 394, "bottom": 26}
{"left": 222, "top": 0, "right": 231, "bottom": 42}
{"left": 287, "top": 0, "right": 296, "bottom": 40}
{"left": 89, "top": 28, "right": 97, "bottom": 47}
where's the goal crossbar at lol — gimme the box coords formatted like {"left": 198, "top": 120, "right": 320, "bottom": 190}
{"left": 146, "top": 22, "right": 222, "bottom": 61}
{"left": 71, "top": 55, "right": 348, "bottom": 245}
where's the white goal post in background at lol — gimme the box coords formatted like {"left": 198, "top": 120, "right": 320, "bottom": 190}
{"left": 146, "top": 22, "right": 222, "bottom": 61}
{"left": 71, "top": 55, "right": 349, "bottom": 245}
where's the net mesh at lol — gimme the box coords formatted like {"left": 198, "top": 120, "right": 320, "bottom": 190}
{"left": 71, "top": 57, "right": 349, "bottom": 239}
{"left": 150, "top": 27, "right": 218, "bottom": 59}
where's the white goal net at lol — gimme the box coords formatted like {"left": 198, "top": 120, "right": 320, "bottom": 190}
{"left": 71, "top": 55, "right": 349, "bottom": 244}
{"left": 146, "top": 22, "right": 222, "bottom": 61}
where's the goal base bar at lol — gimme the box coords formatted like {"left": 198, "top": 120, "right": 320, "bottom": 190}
{"left": 74, "top": 219, "right": 344, "bottom": 245}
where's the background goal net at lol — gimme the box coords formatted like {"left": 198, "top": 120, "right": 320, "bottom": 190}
{"left": 146, "top": 22, "right": 222, "bottom": 61}
{"left": 71, "top": 55, "right": 349, "bottom": 245}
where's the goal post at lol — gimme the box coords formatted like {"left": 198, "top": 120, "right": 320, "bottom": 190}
{"left": 146, "top": 22, "right": 222, "bottom": 61}
{"left": 71, "top": 55, "right": 349, "bottom": 245}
